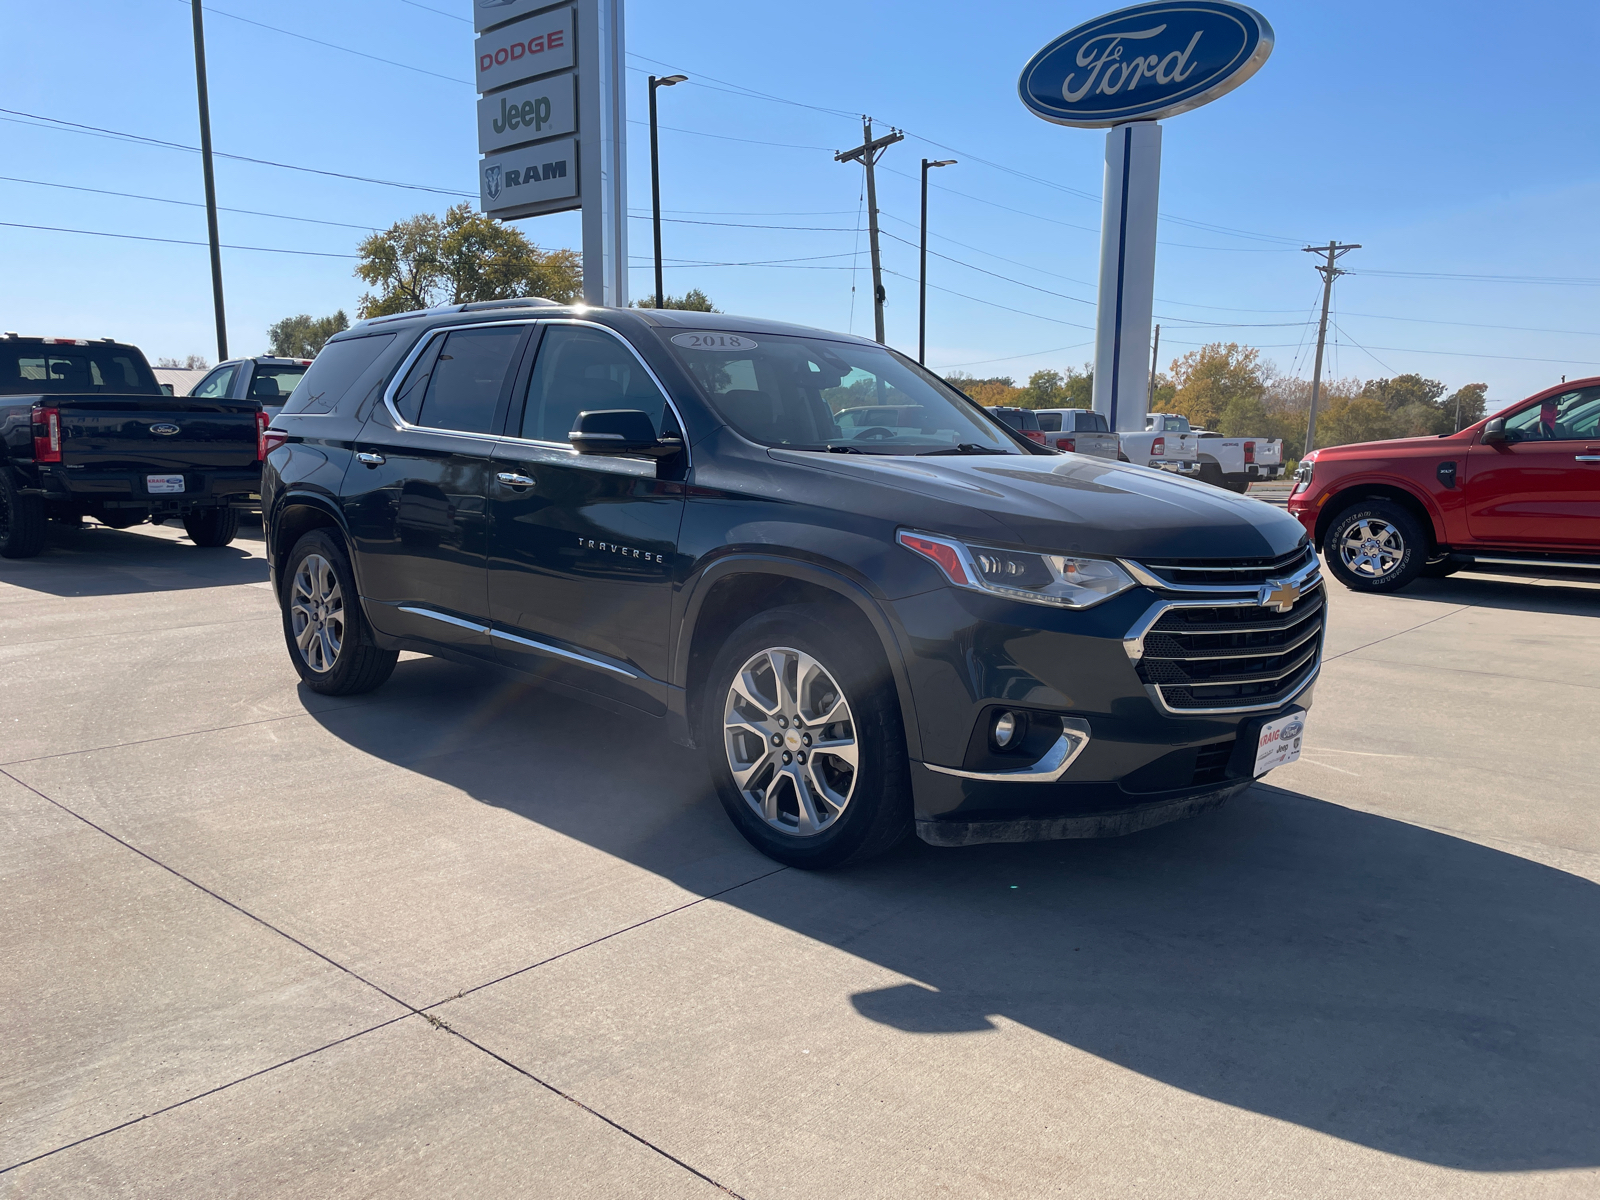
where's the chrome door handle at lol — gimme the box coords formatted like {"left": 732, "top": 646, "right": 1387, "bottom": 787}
{"left": 1575, "top": 455, "right": 1600, "bottom": 463}
{"left": 496, "top": 471, "right": 535, "bottom": 487}
{"left": 356, "top": 452, "right": 384, "bottom": 466}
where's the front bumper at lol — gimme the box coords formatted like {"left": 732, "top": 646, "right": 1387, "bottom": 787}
{"left": 890, "top": 565, "right": 1323, "bottom": 845}
{"left": 1151, "top": 459, "right": 1200, "bottom": 474}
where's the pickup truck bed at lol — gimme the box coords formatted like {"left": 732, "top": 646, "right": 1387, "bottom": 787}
{"left": 0, "top": 337, "right": 264, "bottom": 557}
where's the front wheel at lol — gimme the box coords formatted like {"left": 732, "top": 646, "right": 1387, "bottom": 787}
{"left": 1323, "top": 500, "right": 1427, "bottom": 593}
{"left": 183, "top": 506, "right": 239, "bottom": 547}
{"left": 280, "top": 530, "right": 398, "bottom": 695}
{"left": 700, "top": 604, "right": 911, "bottom": 869}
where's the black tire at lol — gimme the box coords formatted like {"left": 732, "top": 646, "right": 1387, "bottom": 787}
{"left": 1196, "top": 462, "right": 1226, "bottom": 488}
{"left": 183, "top": 506, "right": 240, "bottom": 547}
{"left": 699, "top": 604, "right": 912, "bottom": 869}
{"left": 280, "top": 529, "right": 398, "bottom": 696}
{"left": 1224, "top": 476, "right": 1251, "bottom": 494}
{"left": 1322, "top": 500, "right": 1428, "bottom": 593}
{"left": 0, "top": 469, "right": 47, "bottom": 559}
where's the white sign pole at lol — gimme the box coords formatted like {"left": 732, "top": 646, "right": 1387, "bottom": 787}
{"left": 577, "top": 0, "right": 628, "bottom": 307}
{"left": 1090, "top": 121, "right": 1162, "bottom": 433}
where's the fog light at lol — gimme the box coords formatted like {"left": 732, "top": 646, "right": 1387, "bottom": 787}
{"left": 993, "top": 711, "right": 1018, "bottom": 748}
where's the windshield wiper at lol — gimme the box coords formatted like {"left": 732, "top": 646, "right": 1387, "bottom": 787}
{"left": 916, "top": 443, "right": 1010, "bottom": 456}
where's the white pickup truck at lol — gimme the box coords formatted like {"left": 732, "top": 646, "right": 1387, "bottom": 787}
{"left": 1118, "top": 413, "right": 1199, "bottom": 475}
{"left": 1144, "top": 413, "right": 1285, "bottom": 492}
{"left": 1033, "top": 408, "right": 1120, "bottom": 459}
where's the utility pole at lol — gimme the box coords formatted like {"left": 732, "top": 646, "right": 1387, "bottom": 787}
{"left": 648, "top": 74, "right": 687, "bottom": 310}
{"left": 1303, "top": 240, "right": 1360, "bottom": 457}
{"left": 918, "top": 157, "right": 955, "bottom": 364}
{"left": 835, "top": 118, "right": 903, "bottom": 344}
{"left": 1147, "top": 323, "right": 1161, "bottom": 409}
{"left": 190, "top": 0, "right": 227, "bottom": 362}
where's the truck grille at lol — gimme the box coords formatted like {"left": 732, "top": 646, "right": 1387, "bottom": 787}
{"left": 1136, "top": 543, "right": 1315, "bottom": 588}
{"left": 1135, "top": 583, "right": 1325, "bottom": 713}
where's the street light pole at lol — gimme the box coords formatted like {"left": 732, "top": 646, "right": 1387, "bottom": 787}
{"left": 648, "top": 74, "right": 687, "bottom": 310}
{"left": 190, "top": 0, "right": 227, "bottom": 361}
{"left": 918, "top": 157, "right": 955, "bottom": 365}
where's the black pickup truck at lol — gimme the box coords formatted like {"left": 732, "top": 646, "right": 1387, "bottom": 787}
{"left": 0, "top": 335, "right": 265, "bottom": 557}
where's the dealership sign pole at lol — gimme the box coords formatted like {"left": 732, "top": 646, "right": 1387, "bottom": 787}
{"left": 474, "top": 0, "right": 628, "bottom": 307}
{"left": 1019, "top": 2, "right": 1273, "bottom": 433}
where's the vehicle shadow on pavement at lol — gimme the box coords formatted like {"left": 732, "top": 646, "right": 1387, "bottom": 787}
{"left": 1391, "top": 570, "right": 1600, "bottom": 618}
{"left": 0, "top": 520, "right": 267, "bottom": 596}
{"left": 309, "top": 654, "right": 1600, "bottom": 1174}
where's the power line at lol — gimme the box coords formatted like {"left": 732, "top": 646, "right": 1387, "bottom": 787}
{"left": 0, "top": 107, "right": 474, "bottom": 197}
{"left": 629, "top": 119, "right": 836, "bottom": 152}
{"left": 625, "top": 214, "right": 857, "bottom": 233}
{"left": 879, "top": 227, "right": 1095, "bottom": 307}
{"left": 0, "top": 174, "right": 378, "bottom": 232}
{"left": 0, "top": 220, "right": 358, "bottom": 258}
{"left": 179, "top": 1, "right": 470, "bottom": 86}
{"left": 882, "top": 268, "right": 1095, "bottom": 330}
{"left": 933, "top": 341, "right": 1096, "bottom": 371}
{"left": 1348, "top": 268, "right": 1600, "bottom": 287}
{"left": 397, "top": 0, "right": 470, "bottom": 22}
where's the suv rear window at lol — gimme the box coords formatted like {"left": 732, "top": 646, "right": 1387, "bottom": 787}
{"left": 279, "top": 335, "right": 396, "bottom": 416}
{"left": 0, "top": 342, "right": 159, "bottom": 395}
{"left": 249, "top": 363, "right": 308, "bottom": 402}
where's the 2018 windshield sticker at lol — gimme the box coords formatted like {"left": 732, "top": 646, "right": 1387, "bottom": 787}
{"left": 670, "top": 333, "right": 758, "bottom": 351}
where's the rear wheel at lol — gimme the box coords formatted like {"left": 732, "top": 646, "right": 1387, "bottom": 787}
{"left": 281, "top": 530, "right": 397, "bottom": 695}
{"left": 0, "top": 470, "right": 47, "bottom": 559}
{"left": 1197, "top": 462, "right": 1226, "bottom": 488}
{"left": 183, "top": 506, "right": 239, "bottom": 547}
{"left": 1323, "top": 500, "right": 1427, "bottom": 593}
{"left": 700, "top": 604, "right": 911, "bottom": 869}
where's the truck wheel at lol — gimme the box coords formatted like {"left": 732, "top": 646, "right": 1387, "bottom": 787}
{"left": 1224, "top": 477, "right": 1251, "bottom": 494}
{"left": 281, "top": 530, "right": 398, "bottom": 695}
{"left": 1323, "top": 501, "right": 1427, "bottom": 593}
{"left": 1197, "top": 463, "right": 1226, "bottom": 488}
{"left": 183, "top": 507, "right": 239, "bottom": 547}
{"left": 700, "top": 604, "right": 911, "bottom": 869}
{"left": 0, "top": 471, "right": 47, "bottom": 559}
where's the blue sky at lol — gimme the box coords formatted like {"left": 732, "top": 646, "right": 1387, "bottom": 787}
{"left": 2, "top": 0, "right": 1596, "bottom": 404}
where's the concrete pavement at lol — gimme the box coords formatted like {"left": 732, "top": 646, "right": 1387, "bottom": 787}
{"left": 3, "top": 518, "right": 1597, "bottom": 1198}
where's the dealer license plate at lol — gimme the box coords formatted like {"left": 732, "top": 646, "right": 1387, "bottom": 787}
{"left": 1253, "top": 710, "right": 1306, "bottom": 775}
{"left": 146, "top": 474, "right": 185, "bottom": 494}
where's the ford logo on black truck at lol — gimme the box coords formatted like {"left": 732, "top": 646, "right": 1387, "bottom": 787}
{"left": 149, "top": 422, "right": 180, "bottom": 436}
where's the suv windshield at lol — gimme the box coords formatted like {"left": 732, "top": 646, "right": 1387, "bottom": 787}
{"left": 664, "top": 331, "right": 1019, "bottom": 454}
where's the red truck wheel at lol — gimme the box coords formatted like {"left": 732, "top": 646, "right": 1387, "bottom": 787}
{"left": 1323, "top": 501, "right": 1427, "bottom": 593}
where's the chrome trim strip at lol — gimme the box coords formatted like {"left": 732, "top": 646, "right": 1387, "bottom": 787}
{"left": 1171, "top": 641, "right": 1320, "bottom": 688}
{"left": 489, "top": 627, "right": 639, "bottom": 678}
{"left": 1457, "top": 555, "right": 1600, "bottom": 571}
{"left": 1121, "top": 553, "right": 1321, "bottom": 596}
{"left": 923, "top": 718, "right": 1091, "bottom": 782}
{"left": 398, "top": 606, "right": 490, "bottom": 634}
{"left": 1143, "top": 662, "right": 1320, "bottom": 717}
{"left": 1141, "top": 620, "right": 1323, "bottom": 663}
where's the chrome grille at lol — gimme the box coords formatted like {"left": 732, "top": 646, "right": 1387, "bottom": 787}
{"left": 1134, "top": 583, "right": 1325, "bottom": 713}
{"left": 1136, "top": 543, "right": 1315, "bottom": 588}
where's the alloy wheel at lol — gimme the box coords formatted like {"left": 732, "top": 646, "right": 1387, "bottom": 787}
{"left": 290, "top": 553, "right": 345, "bottom": 673}
{"left": 723, "top": 646, "right": 858, "bottom": 837}
{"left": 1338, "top": 517, "right": 1406, "bottom": 580}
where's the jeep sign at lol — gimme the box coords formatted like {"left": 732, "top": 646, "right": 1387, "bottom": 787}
{"left": 477, "top": 73, "right": 576, "bottom": 155}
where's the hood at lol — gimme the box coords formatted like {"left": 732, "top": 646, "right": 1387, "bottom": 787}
{"left": 1315, "top": 433, "right": 1456, "bottom": 458}
{"left": 772, "top": 450, "right": 1307, "bottom": 561}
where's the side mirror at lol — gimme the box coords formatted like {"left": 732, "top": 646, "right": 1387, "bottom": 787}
{"left": 569, "top": 409, "right": 683, "bottom": 458}
{"left": 1481, "top": 417, "right": 1508, "bottom": 444}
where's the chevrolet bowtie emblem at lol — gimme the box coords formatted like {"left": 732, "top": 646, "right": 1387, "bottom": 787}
{"left": 1261, "top": 581, "right": 1301, "bottom": 613}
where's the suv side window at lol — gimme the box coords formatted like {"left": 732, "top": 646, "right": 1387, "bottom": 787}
{"left": 412, "top": 325, "right": 524, "bottom": 434}
{"left": 1503, "top": 387, "right": 1600, "bottom": 441}
{"left": 518, "top": 324, "right": 668, "bottom": 444}
{"left": 192, "top": 365, "right": 237, "bottom": 399}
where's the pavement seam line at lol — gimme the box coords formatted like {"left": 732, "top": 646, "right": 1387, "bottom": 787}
{"left": 426, "top": 1018, "right": 748, "bottom": 1198}
{"left": 0, "top": 612, "right": 277, "bottom": 651}
{"left": 423, "top": 865, "right": 791, "bottom": 1010}
{"left": 0, "top": 1014, "right": 414, "bottom": 1177}
{"left": 0, "top": 767, "right": 419, "bottom": 1013}
{"left": 1321, "top": 603, "right": 1472, "bottom": 663}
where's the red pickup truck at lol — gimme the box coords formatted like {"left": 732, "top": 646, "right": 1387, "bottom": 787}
{"left": 1288, "top": 377, "right": 1600, "bottom": 592}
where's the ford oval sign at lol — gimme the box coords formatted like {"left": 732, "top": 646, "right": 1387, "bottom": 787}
{"left": 1019, "top": 1, "right": 1273, "bottom": 128}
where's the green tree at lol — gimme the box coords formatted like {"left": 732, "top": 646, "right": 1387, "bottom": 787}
{"left": 1018, "top": 369, "right": 1064, "bottom": 408}
{"left": 156, "top": 354, "right": 209, "bottom": 370}
{"left": 1168, "top": 342, "right": 1264, "bottom": 429}
{"left": 1316, "top": 396, "right": 1395, "bottom": 448}
{"left": 354, "top": 204, "right": 581, "bottom": 318}
{"left": 267, "top": 312, "right": 349, "bottom": 358}
{"left": 1446, "top": 382, "right": 1489, "bottom": 430}
{"left": 1217, "top": 392, "right": 1270, "bottom": 437}
{"left": 1361, "top": 373, "right": 1450, "bottom": 437}
{"left": 632, "top": 288, "right": 717, "bottom": 311}
{"left": 944, "top": 374, "right": 1021, "bottom": 407}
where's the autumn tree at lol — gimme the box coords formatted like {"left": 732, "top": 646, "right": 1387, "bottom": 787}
{"left": 1445, "top": 383, "right": 1489, "bottom": 430}
{"left": 355, "top": 204, "right": 581, "bottom": 318}
{"left": 268, "top": 312, "right": 349, "bottom": 358}
{"left": 1167, "top": 342, "right": 1264, "bottom": 429}
{"left": 944, "top": 373, "right": 1022, "bottom": 407}
{"left": 632, "top": 288, "right": 717, "bottom": 311}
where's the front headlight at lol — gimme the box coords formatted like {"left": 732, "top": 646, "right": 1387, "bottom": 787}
{"left": 897, "top": 530, "right": 1135, "bottom": 609}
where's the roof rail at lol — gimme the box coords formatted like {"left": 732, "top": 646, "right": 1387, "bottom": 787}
{"left": 459, "top": 297, "right": 562, "bottom": 312}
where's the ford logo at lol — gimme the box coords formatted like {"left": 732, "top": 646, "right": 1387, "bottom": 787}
{"left": 1019, "top": 1, "right": 1274, "bottom": 128}
{"left": 148, "top": 423, "right": 180, "bottom": 437}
